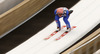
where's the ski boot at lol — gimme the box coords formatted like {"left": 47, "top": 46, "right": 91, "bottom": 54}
{"left": 65, "top": 27, "right": 71, "bottom": 33}
{"left": 56, "top": 27, "right": 61, "bottom": 32}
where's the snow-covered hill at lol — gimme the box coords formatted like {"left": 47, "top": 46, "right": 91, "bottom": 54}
{"left": 6, "top": 0, "right": 100, "bottom": 54}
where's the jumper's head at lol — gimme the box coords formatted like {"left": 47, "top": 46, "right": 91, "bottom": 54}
{"left": 56, "top": 8, "right": 64, "bottom": 17}
{"left": 57, "top": 8, "right": 64, "bottom": 14}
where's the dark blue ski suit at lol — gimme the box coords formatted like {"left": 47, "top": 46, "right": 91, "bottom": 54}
{"left": 54, "top": 8, "right": 71, "bottom": 29}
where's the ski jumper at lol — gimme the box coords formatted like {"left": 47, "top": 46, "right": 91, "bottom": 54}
{"left": 54, "top": 7, "right": 71, "bottom": 29}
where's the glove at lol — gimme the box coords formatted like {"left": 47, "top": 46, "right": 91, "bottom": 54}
{"left": 69, "top": 10, "right": 73, "bottom": 15}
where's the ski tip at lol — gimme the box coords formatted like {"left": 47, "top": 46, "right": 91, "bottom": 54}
{"left": 63, "top": 25, "right": 66, "bottom": 27}
{"left": 55, "top": 38, "right": 59, "bottom": 41}
{"left": 73, "top": 26, "right": 77, "bottom": 28}
{"left": 44, "top": 38, "right": 49, "bottom": 40}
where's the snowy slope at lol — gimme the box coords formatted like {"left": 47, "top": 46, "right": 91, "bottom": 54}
{"left": 6, "top": 0, "right": 100, "bottom": 54}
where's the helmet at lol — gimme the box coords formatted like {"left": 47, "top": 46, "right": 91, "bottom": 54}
{"left": 57, "top": 8, "right": 64, "bottom": 14}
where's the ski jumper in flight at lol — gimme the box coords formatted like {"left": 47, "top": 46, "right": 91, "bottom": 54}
{"left": 54, "top": 7, "right": 73, "bottom": 32}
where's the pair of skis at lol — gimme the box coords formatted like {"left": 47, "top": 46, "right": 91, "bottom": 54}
{"left": 44, "top": 25, "right": 76, "bottom": 40}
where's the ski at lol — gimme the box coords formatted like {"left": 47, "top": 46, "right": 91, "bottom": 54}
{"left": 55, "top": 26, "right": 76, "bottom": 40}
{"left": 44, "top": 25, "right": 66, "bottom": 40}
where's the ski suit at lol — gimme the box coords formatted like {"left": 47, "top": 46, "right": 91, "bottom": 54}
{"left": 54, "top": 7, "right": 71, "bottom": 29}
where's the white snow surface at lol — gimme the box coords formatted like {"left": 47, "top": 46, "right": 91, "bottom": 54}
{"left": 6, "top": 0, "right": 100, "bottom": 54}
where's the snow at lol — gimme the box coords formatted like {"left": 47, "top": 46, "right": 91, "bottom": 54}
{"left": 6, "top": 0, "right": 100, "bottom": 54}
